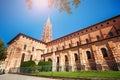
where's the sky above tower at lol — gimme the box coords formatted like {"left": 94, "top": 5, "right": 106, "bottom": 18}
{"left": 0, "top": 0, "right": 120, "bottom": 46}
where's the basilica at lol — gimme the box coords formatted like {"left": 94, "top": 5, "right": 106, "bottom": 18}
{"left": 5, "top": 15, "right": 120, "bottom": 72}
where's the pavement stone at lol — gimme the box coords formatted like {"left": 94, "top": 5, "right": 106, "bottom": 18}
{"left": 0, "top": 74, "right": 59, "bottom": 80}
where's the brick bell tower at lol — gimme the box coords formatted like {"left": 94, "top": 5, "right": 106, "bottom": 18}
{"left": 42, "top": 17, "right": 52, "bottom": 43}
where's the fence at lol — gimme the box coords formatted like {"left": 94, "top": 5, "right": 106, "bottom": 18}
{"left": 9, "top": 63, "right": 119, "bottom": 74}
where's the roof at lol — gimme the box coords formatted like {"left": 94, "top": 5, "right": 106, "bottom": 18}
{"left": 7, "top": 15, "right": 120, "bottom": 45}
{"left": 8, "top": 33, "right": 46, "bottom": 45}
{"left": 47, "top": 15, "right": 120, "bottom": 44}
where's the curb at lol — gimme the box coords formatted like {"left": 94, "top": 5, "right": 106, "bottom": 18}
{"left": 9, "top": 73, "right": 120, "bottom": 80}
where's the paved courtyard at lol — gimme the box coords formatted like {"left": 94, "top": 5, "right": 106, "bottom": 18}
{"left": 0, "top": 74, "right": 59, "bottom": 80}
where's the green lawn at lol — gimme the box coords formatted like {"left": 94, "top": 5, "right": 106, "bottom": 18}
{"left": 33, "top": 71, "right": 120, "bottom": 78}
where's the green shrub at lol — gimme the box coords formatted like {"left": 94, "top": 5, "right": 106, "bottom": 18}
{"left": 20, "top": 60, "right": 36, "bottom": 67}
{"left": 20, "top": 60, "right": 36, "bottom": 73}
{"left": 38, "top": 61, "right": 52, "bottom": 72}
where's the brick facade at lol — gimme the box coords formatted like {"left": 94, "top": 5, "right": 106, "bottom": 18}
{"left": 5, "top": 15, "right": 120, "bottom": 72}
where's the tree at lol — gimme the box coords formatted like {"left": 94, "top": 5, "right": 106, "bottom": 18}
{"left": 0, "top": 39, "right": 7, "bottom": 61}
{"left": 26, "top": 0, "right": 80, "bottom": 14}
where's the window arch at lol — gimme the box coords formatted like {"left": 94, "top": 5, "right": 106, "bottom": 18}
{"left": 24, "top": 45, "right": 27, "bottom": 50}
{"left": 62, "top": 46, "right": 65, "bottom": 49}
{"left": 77, "top": 41, "right": 79, "bottom": 46}
{"left": 65, "top": 55, "right": 68, "bottom": 62}
{"left": 86, "top": 39, "right": 89, "bottom": 43}
{"left": 109, "top": 32, "right": 114, "bottom": 37}
{"left": 48, "top": 58, "right": 52, "bottom": 62}
{"left": 57, "top": 57, "right": 59, "bottom": 63}
{"left": 32, "top": 47, "right": 34, "bottom": 51}
{"left": 30, "top": 55, "right": 33, "bottom": 61}
{"left": 74, "top": 54, "right": 78, "bottom": 61}
{"left": 96, "top": 35, "right": 100, "bottom": 40}
{"left": 101, "top": 48, "right": 108, "bottom": 57}
{"left": 21, "top": 53, "right": 25, "bottom": 63}
{"left": 69, "top": 43, "right": 71, "bottom": 47}
{"left": 86, "top": 51, "right": 91, "bottom": 59}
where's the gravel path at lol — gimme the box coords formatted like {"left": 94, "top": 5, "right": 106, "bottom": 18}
{"left": 0, "top": 74, "right": 59, "bottom": 80}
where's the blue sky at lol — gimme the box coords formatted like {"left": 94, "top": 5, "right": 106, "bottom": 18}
{"left": 0, "top": 0, "right": 120, "bottom": 46}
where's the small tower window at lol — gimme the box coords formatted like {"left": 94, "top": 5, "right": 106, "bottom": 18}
{"left": 24, "top": 45, "right": 27, "bottom": 50}
{"left": 109, "top": 32, "right": 114, "bottom": 37}
{"left": 32, "top": 47, "right": 34, "bottom": 51}
{"left": 62, "top": 46, "right": 65, "bottom": 49}
{"left": 69, "top": 43, "right": 71, "bottom": 47}
{"left": 96, "top": 35, "right": 100, "bottom": 40}
{"left": 113, "top": 20, "right": 116, "bottom": 22}
{"left": 77, "top": 41, "right": 79, "bottom": 46}
{"left": 86, "top": 39, "right": 89, "bottom": 43}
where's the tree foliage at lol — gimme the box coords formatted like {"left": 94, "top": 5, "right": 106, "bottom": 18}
{"left": 26, "top": 0, "right": 80, "bottom": 14}
{"left": 0, "top": 39, "right": 7, "bottom": 61}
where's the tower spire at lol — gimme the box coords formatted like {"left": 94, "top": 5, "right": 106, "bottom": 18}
{"left": 42, "top": 17, "right": 52, "bottom": 43}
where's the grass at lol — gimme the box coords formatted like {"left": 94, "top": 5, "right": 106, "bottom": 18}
{"left": 33, "top": 71, "right": 120, "bottom": 78}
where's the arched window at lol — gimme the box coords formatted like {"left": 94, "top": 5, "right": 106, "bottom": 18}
{"left": 32, "top": 47, "right": 34, "bottom": 51}
{"left": 101, "top": 48, "right": 108, "bottom": 57}
{"left": 62, "top": 46, "right": 65, "bottom": 49}
{"left": 57, "top": 57, "right": 59, "bottom": 63}
{"left": 74, "top": 54, "right": 78, "bottom": 61}
{"left": 77, "top": 41, "right": 79, "bottom": 46}
{"left": 48, "top": 58, "right": 52, "bottom": 62}
{"left": 21, "top": 53, "right": 25, "bottom": 63}
{"left": 24, "top": 45, "right": 27, "bottom": 50}
{"left": 96, "top": 35, "right": 100, "bottom": 40}
{"left": 86, "top": 39, "right": 89, "bottom": 43}
{"left": 65, "top": 55, "right": 68, "bottom": 62}
{"left": 30, "top": 55, "right": 33, "bottom": 61}
{"left": 109, "top": 32, "right": 114, "bottom": 37}
{"left": 86, "top": 51, "right": 91, "bottom": 59}
{"left": 69, "top": 43, "right": 71, "bottom": 48}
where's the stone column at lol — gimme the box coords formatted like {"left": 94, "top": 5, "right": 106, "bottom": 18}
{"left": 59, "top": 52, "right": 64, "bottom": 72}
{"left": 52, "top": 52, "right": 56, "bottom": 72}
{"left": 91, "top": 45, "right": 103, "bottom": 71}
{"left": 79, "top": 48, "right": 87, "bottom": 70}
{"left": 68, "top": 50, "right": 74, "bottom": 71}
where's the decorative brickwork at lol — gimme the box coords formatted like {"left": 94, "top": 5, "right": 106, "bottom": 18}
{"left": 5, "top": 15, "right": 120, "bottom": 72}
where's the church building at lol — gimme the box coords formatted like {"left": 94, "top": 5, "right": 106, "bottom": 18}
{"left": 5, "top": 15, "right": 120, "bottom": 72}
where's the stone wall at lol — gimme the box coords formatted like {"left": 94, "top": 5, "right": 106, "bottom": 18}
{"left": 43, "top": 15, "right": 120, "bottom": 71}
{"left": 5, "top": 34, "right": 46, "bottom": 72}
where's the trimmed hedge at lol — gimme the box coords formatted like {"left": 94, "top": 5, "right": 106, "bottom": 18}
{"left": 20, "top": 60, "right": 36, "bottom": 73}
{"left": 38, "top": 61, "right": 52, "bottom": 72}
{"left": 20, "top": 60, "right": 52, "bottom": 73}
{"left": 20, "top": 60, "right": 36, "bottom": 67}
{"left": 38, "top": 61, "right": 52, "bottom": 66}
